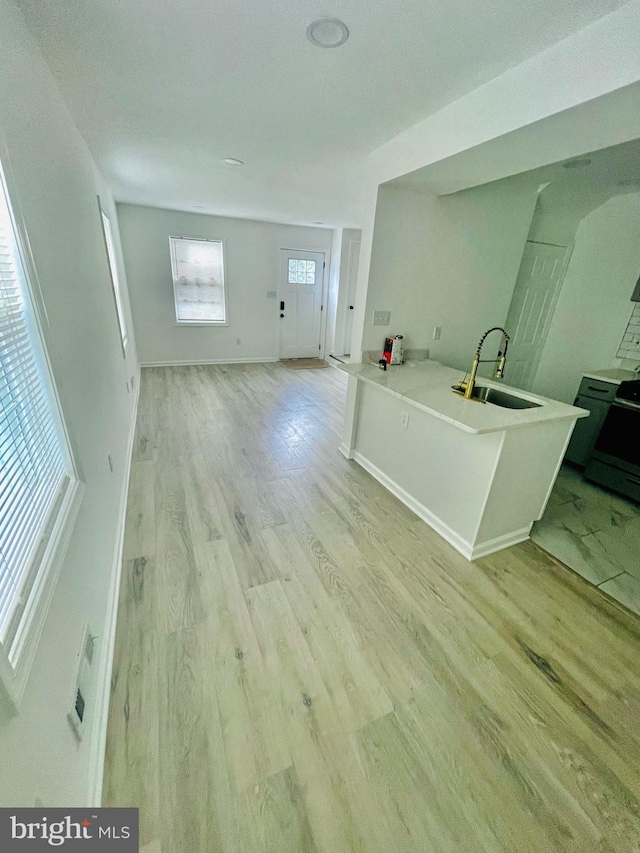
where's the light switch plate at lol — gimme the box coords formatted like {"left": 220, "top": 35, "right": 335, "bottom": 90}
{"left": 373, "top": 310, "right": 391, "bottom": 326}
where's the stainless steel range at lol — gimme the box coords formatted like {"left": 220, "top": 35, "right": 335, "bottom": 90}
{"left": 585, "top": 378, "right": 640, "bottom": 502}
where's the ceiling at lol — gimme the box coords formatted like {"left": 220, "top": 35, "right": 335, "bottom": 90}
{"left": 524, "top": 138, "right": 640, "bottom": 233}
{"left": 16, "top": 0, "right": 629, "bottom": 227}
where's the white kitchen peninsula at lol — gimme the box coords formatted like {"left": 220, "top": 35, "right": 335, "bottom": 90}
{"left": 338, "top": 360, "right": 588, "bottom": 560}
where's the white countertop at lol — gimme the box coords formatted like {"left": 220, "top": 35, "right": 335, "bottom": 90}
{"left": 338, "top": 360, "right": 588, "bottom": 435}
{"left": 582, "top": 368, "right": 637, "bottom": 385}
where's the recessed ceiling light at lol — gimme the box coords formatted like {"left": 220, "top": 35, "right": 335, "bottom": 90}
{"left": 192, "top": 205, "right": 206, "bottom": 210}
{"left": 562, "top": 158, "right": 592, "bottom": 169}
{"left": 313, "top": 221, "right": 325, "bottom": 225}
{"left": 306, "top": 18, "right": 349, "bottom": 49}
{"left": 223, "top": 158, "right": 244, "bottom": 166}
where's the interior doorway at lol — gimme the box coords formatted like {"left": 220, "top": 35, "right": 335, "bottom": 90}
{"left": 503, "top": 240, "right": 570, "bottom": 390}
{"left": 342, "top": 239, "right": 360, "bottom": 357}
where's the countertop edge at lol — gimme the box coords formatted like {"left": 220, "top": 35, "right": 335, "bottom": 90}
{"left": 340, "top": 362, "right": 588, "bottom": 435}
{"left": 582, "top": 370, "right": 637, "bottom": 385}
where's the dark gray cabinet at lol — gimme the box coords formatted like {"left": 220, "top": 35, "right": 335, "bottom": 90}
{"left": 565, "top": 377, "right": 617, "bottom": 467}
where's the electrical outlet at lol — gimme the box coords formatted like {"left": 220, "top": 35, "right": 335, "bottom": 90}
{"left": 373, "top": 310, "right": 391, "bottom": 326}
{"left": 433, "top": 326, "right": 442, "bottom": 341}
{"left": 400, "top": 411, "right": 410, "bottom": 429}
{"left": 107, "top": 452, "right": 114, "bottom": 473}
{"left": 267, "top": 290, "right": 277, "bottom": 299}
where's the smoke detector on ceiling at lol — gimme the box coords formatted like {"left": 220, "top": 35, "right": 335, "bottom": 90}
{"left": 306, "top": 18, "right": 349, "bottom": 48}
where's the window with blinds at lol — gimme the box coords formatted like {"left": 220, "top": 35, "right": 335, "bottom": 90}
{"left": 169, "top": 236, "right": 227, "bottom": 324}
{"left": 0, "top": 161, "right": 72, "bottom": 658}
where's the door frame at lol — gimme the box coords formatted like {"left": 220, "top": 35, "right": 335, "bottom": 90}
{"left": 339, "top": 238, "right": 361, "bottom": 356}
{"left": 278, "top": 245, "right": 330, "bottom": 359}
{"left": 506, "top": 239, "right": 573, "bottom": 390}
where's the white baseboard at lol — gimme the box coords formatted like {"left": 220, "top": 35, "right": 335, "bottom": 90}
{"left": 339, "top": 443, "right": 354, "bottom": 460}
{"left": 87, "top": 373, "right": 141, "bottom": 807}
{"left": 353, "top": 452, "right": 472, "bottom": 556}
{"left": 352, "top": 451, "right": 531, "bottom": 561}
{"left": 469, "top": 527, "right": 531, "bottom": 560}
{"left": 139, "top": 357, "right": 279, "bottom": 367}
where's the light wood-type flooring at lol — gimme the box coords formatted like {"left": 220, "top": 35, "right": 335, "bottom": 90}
{"left": 104, "top": 362, "right": 640, "bottom": 853}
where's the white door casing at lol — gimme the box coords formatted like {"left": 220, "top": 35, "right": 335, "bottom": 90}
{"left": 279, "top": 249, "right": 325, "bottom": 359}
{"left": 503, "top": 241, "right": 570, "bottom": 390}
{"left": 343, "top": 240, "right": 361, "bottom": 356}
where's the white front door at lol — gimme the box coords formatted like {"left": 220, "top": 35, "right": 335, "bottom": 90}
{"left": 503, "top": 241, "right": 570, "bottom": 390}
{"left": 279, "top": 249, "right": 325, "bottom": 359}
{"left": 343, "top": 240, "right": 360, "bottom": 356}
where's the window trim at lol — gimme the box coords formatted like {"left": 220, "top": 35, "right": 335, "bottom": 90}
{"left": 0, "top": 481, "right": 84, "bottom": 714}
{"left": 98, "top": 200, "right": 129, "bottom": 356}
{"left": 0, "top": 145, "right": 84, "bottom": 715}
{"left": 169, "top": 235, "right": 229, "bottom": 327}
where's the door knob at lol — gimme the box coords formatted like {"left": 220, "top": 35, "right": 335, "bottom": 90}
{"left": 349, "top": 305, "right": 354, "bottom": 309}
{"left": 280, "top": 313, "right": 285, "bottom": 318}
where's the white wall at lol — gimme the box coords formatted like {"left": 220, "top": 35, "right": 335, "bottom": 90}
{"left": 361, "top": 180, "right": 538, "bottom": 369}
{"left": 0, "top": 0, "right": 138, "bottom": 806}
{"left": 117, "top": 204, "right": 333, "bottom": 366}
{"left": 528, "top": 181, "right": 621, "bottom": 246}
{"left": 532, "top": 192, "right": 640, "bottom": 403}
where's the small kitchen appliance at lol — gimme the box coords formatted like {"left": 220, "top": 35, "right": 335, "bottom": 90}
{"left": 382, "top": 335, "right": 404, "bottom": 366}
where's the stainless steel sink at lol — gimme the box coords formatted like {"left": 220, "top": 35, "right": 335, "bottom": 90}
{"left": 452, "top": 384, "right": 542, "bottom": 409}
{"left": 469, "top": 385, "right": 542, "bottom": 409}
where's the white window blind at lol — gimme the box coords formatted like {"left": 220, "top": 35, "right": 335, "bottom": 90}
{"left": 0, "top": 165, "right": 70, "bottom": 652}
{"left": 169, "top": 236, "right": 227, "bottom": 324}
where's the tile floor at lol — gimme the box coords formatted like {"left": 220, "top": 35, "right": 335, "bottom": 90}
{"left": 531, "top": 464, "right": 640, "bottom": 615}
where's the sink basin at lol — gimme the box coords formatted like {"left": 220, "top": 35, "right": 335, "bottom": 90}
{"left": 452, "top": 384, "right": 542, "bottom": 409}
{"left": 473, "top": 386, "right": 542, "bottom": 409}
